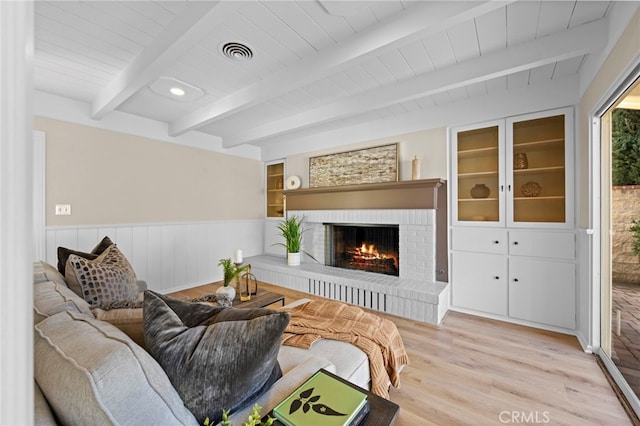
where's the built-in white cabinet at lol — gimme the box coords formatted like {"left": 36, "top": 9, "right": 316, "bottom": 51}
{"left": 450, "top": 108, "right": 576, "bottom": 332}
{"left": 451, "top": 227, "right": 576, "bottom": 330}
{"left": 451, "top": 107, "right": 574, "bottom": 228}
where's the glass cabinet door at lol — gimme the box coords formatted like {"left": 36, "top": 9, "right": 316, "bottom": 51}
{"left": 454, "top": 123, "right": 504, "bottom": 224}
{"left": 507, "top": 108, "right": 572, "bottom": 225}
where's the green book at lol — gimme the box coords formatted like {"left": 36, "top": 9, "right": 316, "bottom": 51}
{"left": 273, "top": 369, "right": 369, "bottom": 426}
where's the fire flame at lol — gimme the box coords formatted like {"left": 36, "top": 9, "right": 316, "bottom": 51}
{"left": 347, "top": 241, "right": 398, "bottom": 271}
{"left": 360, "top": 243, "right": 378, "bottom": 256}
{"left": 355, "top": 243, "right": 396, "bottom": 265}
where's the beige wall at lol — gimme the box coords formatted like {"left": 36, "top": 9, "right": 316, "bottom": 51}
{"left": 285, "top": 127, "right": 447, "bottom": 188}
{"left": 578, "top": 8, "right": 640, "bottom": 228}
{"left": 35, "top": 117, "right": 264, "bottom": 226}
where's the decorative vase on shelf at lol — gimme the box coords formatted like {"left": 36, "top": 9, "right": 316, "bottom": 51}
{"left": 514, "top": 153, "right": 529, "bottom": 170}
{"left": 470, "top": 184, "right": 491, "bottom": 199}
{"left": 521, "top": 181, "right": 542, "bottom": 197}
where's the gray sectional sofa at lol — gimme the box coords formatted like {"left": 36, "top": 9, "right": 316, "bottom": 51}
{"left": 32, "top": 260, "right": 370, "bottom": 425}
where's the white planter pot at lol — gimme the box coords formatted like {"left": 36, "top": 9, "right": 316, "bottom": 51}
{"left": 287, "top": 252, "right": 301, "bottom": 266}
{"left": 216, "top": 285, "right": 236, "bottom": 301}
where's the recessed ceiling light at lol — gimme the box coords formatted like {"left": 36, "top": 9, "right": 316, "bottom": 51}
{"left": 169, "top": 87, "right": 185, "bottom": 96}
{"left": 149, "top": 77, "right": 204, "bottom": 102}
{"left": 219, "top": 41, "right": 253, "bottom": 62}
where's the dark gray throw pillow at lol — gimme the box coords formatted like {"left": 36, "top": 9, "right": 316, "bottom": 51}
{"left": 143, "top": 290, "right": 290, "bottom": 424}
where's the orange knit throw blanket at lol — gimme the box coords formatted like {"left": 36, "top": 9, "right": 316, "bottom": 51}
{"left": 280, "top": 300, "right": 409, "bottom": 399}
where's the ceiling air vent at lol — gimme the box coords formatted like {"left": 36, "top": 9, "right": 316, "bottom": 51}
{"left": 220, "top": 42, "right": 253, "bottom": 62}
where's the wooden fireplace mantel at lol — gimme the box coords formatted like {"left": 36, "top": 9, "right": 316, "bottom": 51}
{"left": 283, "top": 178, "right": 446, "bottom": 211}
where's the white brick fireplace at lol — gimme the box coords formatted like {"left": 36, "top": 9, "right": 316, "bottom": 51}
{"left": 247, "top": 179, "right": 450, "bottom": 324}
{"left": 300, "top": 209, "right": 437, "bottom": 281}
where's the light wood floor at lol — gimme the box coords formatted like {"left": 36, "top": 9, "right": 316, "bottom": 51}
{"left": 171, "top": 282, "right": 631, "bottom": 425}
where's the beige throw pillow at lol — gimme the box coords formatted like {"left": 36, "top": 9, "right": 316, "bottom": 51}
{"left": 65, "top": 244, "right": 138, "bottom": 309}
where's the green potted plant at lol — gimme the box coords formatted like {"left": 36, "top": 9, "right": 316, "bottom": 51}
{"left": 274, "top": 216, "right": 316, "bottom": 266}
{"left": 216, "top": 258, "right": 249, "bottom": 300}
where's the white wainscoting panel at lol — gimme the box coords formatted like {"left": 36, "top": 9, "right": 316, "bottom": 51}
{"left": 45, "top": 220, "right": 265, "bottom": 293}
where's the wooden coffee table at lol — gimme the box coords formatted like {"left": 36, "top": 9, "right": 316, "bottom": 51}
{"left": 169, "top": 281, "right": 285, "bottom": 309}
{"left": 267, "top": 368, "right": 399, "bottom": 426}
{"left": 230, "top": 288, "right": 285, "bottom": 309}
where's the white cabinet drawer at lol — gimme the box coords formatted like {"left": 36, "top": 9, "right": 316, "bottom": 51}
{"left": 451, "top": 251, "right": 507, "bottom": 315}
{"left": 452, "top": 228, "right": 507, "bottom": 254}
{"left": 508, "top": 230, "right": 575, "bottom": 260}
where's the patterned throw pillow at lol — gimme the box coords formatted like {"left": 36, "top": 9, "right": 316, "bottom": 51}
{"left": 143, "top": 290, "right": 290, "bottom": 425}
{"left": 66, "top": 244, "right": 138, "bottom": 308}
{"left": 57, "top": 235, "right": 113, "bottom": 277}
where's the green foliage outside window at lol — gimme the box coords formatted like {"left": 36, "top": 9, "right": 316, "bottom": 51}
{"left": 631, "top": 220, "right": 640, "bottom": 256}
{"left": 612, "top": 108, "right": 640, "bottom": 186}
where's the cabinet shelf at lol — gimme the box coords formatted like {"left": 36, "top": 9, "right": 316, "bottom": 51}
{"left": 459, "top": 197, "right": 499, "bottom": 202}
{"left": 513, "top": 138, "right": 563, "bottom": 150}
{"left": 459, "top": 196, "right": 565, "bottom": 202}
{"left": 458, "top": 146, "right": 498, "bottom": 157}
{"left": 458, "top": 170, "right": 498, "bottom": 178}
{"left": 514, "top": 196, "right": 565, "bottom": 201}
{"left": 513, "top": 166, "right": 564, "bottom": 175}
{"left": 268, "top": 173, "right": 284, "bottom": 178}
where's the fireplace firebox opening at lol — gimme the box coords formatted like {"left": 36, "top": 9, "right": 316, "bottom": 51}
{"left": 325, "top": 223, "right": 399, "bottom": 276}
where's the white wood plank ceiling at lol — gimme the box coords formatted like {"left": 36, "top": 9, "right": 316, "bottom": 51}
{"left": 34, "top": 0, "right": 613, "bottom": 152}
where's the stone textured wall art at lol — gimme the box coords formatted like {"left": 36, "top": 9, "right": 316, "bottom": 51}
{"left": 309, "top": 143, "right": 398, "bottom": 188}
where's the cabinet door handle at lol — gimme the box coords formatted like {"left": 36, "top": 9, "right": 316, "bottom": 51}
{"left": 513, "top": 278, "right": 519, "bottom": 282}
{"left": 500, "top": 185, "right": 504, "bottom": 192}
{"left": 508, "top": 184, "right": 512, "bottom": 191}
{"left": 513, "top": 241, "right": 519, "bottom": 245}
{"left": 494, "top": 276, "right": 500, "bottom": 280}
{"left": 493, "top": 240, "right": 500, "bottom": 244}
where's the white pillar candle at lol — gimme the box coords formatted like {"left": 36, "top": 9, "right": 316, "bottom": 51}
{"left": 412, "top": 155, "right": 421, "bottom": 180}
{"left": 234, "top": 249, "right": 243, "bottom": 264}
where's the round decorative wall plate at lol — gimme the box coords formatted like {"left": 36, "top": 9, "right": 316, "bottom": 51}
{"left": 285, "top": 175, "right": 301, "bottom": 190}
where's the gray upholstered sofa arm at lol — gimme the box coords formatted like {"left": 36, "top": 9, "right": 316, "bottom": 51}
{"left": 136, "top": 280, "right": 147, "bottom": 292}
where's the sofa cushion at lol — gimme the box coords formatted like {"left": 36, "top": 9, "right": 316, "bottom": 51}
{"left": 278, "top": 340, "right": 370, "bottom": 390}
{"left": 33, "top": 280, "right": 93, "bottom": 324}
{"left": 93, "top": 307, "right": 145, "bottom": 349}
{"left": 65, "top": 244, "right": 138, "bottom": 308}
{"left": 57, "top": 235, "right": 113, "bottom": 276}
{"left": 143, "top": 290, "right": 290, "bottom": 425}
{"left": 33, "top": 261, "right": 67, "bottom": 288}
{"left": 34, "top": 381, "right": 57, "bottom": 426}
{"left": 34, "top": 310, "right": 197, "bottom": 425}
